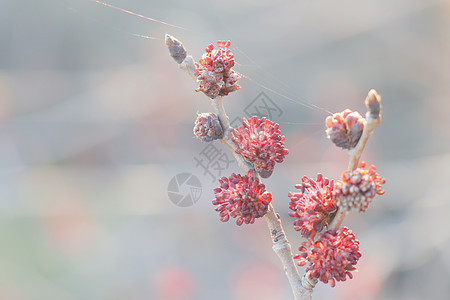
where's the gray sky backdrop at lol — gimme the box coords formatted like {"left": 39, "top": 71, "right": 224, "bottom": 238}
{"left": 1, "top": 0, "right": 449, "bottom": 299}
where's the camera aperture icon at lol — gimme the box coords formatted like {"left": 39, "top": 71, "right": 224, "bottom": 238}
{"left": 167, "top": 173, "right": 202, "bottom": 207}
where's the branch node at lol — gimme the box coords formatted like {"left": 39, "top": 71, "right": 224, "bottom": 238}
{"left": 302, "top": 273, "right": 318, "bottom": 291}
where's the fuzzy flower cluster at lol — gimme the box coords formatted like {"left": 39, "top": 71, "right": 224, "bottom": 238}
{"left": 326, "top": 109, "right": 365, "bottom": 150}
{"left": 295, "top": 227, "right": 361, "bottom": 287}
{"left": 212, "top": 170, "right": 272, "bottom": 226}
{"left": 196, "top": 40, "right": 241, "bottom": 99}
{"left": 288, "top": 174, "right": 337, "bottom": 238}
{"left": 232, "top": 117, "right": 288, "bottom": 178}
{"left": 193, "top": 112, "right": 224, "bottom": 142}
{"left": 334, "top": 162, "right": 385, "bottom": 212}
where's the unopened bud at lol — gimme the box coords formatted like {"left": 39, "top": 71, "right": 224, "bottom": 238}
{"left": 165, "top": 34, "right": 187, "bottom": 64}
{"left": 193, "top": 112, "right": 224, "bottom": 142}
{"left": 325, "top": 109, "right": 365, "bottom": 150}
{"left": 365, "top": 89, "right": 381, "bottom": 120}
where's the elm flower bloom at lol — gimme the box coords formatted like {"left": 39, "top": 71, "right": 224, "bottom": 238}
{"left": 334, "top": 162, "right": 385, "bottom": 212}
{"left": 212, "top": 170, "right": 272, "bottom": 226}
{"left": 196, "top": 40, "right": 240, "bottom": 99}
{"left": 295, "top": 227, "right": 361, "bottom": 287}
{"left": 288, "top": 174, "right": 337, "bottom": 238}
{"left": 232, "top": 116, "right": 288, "bottom": 178}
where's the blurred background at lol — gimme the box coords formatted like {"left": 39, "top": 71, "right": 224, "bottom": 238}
{"left": 1, "top": 0, "right": 449, "bottom": 299}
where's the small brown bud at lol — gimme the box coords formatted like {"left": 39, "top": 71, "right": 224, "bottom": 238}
{"left": 365, "top": 89, "right": 381, "bottom": 120}
{"left": 165, "top": 34, "right": 187, "bottom": 64}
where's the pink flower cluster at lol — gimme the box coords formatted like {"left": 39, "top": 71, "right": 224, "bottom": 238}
{"left": 295, "top": 227, "right": 361, "bottom": 287}
{"left": 334, "top": 162, "right": 386, "bottom": 212}
{"left": 325, "top": 109, "right": 365, "bottom": 150}
{"left": 193, "top": 112, "right": 224, "bottom": 142}
{"left": 196, "top": 40, "right": 241, "bottom": 99}
{"left": 288, "top": 174, "right": 337, "bottom": 238}
{"left": 212, "top": 170, "right": 272, "bottom": 226}
{"left": 232, "top": 117, "right": 289, "bottom": 178}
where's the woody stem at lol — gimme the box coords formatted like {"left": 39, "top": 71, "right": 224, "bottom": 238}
{"left": 165, "top": 34, "right": 313, "bottom": 300}
{"left": 329, "top": 90, "right": 382, "bottom": 231}
{"left": 215, "top": 97, "right": 312, "bottom": 300}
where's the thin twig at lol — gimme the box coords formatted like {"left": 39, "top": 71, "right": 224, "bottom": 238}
{"left": 212, "top": 97, "right": 254, "bottom": 172}
{"left": 264, "top": 203, "right": 313, "bottom": 299}
{"left": 329, "top": 89, "right": 382, "bottom": 231}
{"left": 213, "top": 93, "right": 311, "bottom": 300}
{"left": 347, "top": 89, "right": 382, "bottom": 171}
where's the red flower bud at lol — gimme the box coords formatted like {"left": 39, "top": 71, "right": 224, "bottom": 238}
{"left": 232, "top": 117, "right": 288, "bottom": 178}
{"left": 193, "top": 112, "right": 224, "bottom": 142}
{"left": 325, "top": 109, "right": 365, "bottom": 150}
{"left": 296, "top": 227, "right": 361, "bottom": 287}
{"left": 196, "top": 41, "right": 241, "bottom": 99}
{"left": 334, "top": 162, "right": 386, "bottom": 212}
{"left": 212, "top": 170, "right": 272, "bottom": 226}
{"left": 288, "top": 174, "right": 337, "bottom": 238}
